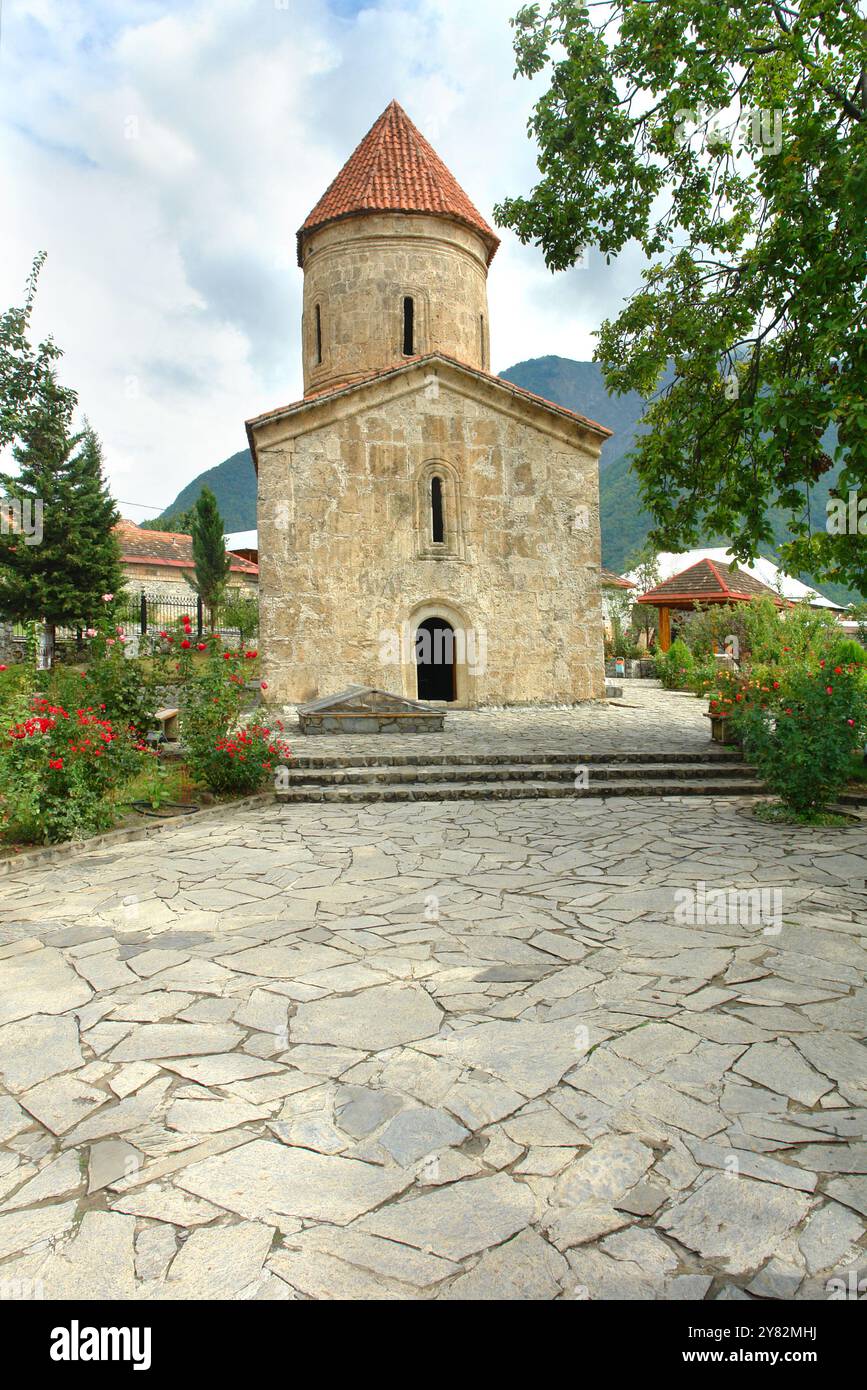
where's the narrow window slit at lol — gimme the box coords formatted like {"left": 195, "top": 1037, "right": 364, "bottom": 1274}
{"left": 431, "top": 475, "right": 445, "bottom": 543}
{"left": 314, "top": 304, "right": 322, "bottom": 365}
{"left": 403, "top": 296, "right": 415, "bottom": 356}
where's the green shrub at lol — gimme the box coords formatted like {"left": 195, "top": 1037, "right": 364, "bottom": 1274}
{"left": 656, "top": 638, "right": 694, "bottom": 690}
{"left": 0, "top": 661, "right": 30, "bottom": 716}
{"left": 742, "top": 596, "right": 842, "bottom": 666}
{"left": 739, "top": 661, "right": 867, "bottom": 815}
{"left": 689, "top": 656, "right": 719, "bottom": 699}
{"left": 828, "top": 637, "right": 867, "bottom": 667}
{"left": 84, "top": 626, "right": 158, "bottom": 735}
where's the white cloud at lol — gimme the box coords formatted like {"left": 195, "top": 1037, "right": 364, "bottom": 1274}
{"left": 0, "top": 0, "right": 639, "bottom": 518}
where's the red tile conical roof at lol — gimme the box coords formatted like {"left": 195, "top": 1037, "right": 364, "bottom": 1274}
{"left": 297, "top": 100, "right": 500, "bottom": 265}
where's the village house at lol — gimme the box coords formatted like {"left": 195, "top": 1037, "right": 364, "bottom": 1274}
{"left": 115, "top": 520, "right": 259, "bottom": 601}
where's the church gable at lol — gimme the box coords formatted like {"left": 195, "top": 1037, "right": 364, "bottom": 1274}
{"left": 248, "top": 354, "right": 610, "bottom": 460}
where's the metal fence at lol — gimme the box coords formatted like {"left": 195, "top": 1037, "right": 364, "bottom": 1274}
{"left": 115, "top": 592, "right": 206, "bottom": 636}
{"left": 10, "top": 592, "right": 258, "bottom": 650}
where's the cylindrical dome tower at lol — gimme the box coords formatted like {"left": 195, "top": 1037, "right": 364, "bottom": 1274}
{"left": 296, "top": 101, "right": 500, "bottom": 397}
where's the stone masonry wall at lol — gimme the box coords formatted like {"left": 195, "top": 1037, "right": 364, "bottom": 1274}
{"left": 121, "top": 565, "right": 258, "bottom": 600}
{"left": 256, "top": 363, "right": 606, "bottom": 707}
{"left": 301, "top": 214, "right": 491, "bottom": 395}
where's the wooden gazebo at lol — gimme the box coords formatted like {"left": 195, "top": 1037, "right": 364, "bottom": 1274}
{"left": 637, "top": 559, "right": 788, "bottom": 651}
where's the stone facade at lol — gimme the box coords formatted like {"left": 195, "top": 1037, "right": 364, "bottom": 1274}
{"left": 254, "top": 359, "right": 606, "bottom": 707}
{"left": 302, "top": 215, "right": 491, "bottom": 395}
{"left": 249, "top": 100, "right": 609, "bottom": 710}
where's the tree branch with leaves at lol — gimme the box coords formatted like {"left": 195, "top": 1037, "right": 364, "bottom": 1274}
{"left": 496, "top": 0, "right": 867, "bottom": 592}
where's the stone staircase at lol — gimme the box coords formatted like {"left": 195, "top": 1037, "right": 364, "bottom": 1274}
{"left": 275, "top": 747, "right": 765, "bottom": 804}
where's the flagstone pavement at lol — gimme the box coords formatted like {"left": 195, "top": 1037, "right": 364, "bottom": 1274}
{"left": 0, "top": 696, "right": 865, "bottom": 1299}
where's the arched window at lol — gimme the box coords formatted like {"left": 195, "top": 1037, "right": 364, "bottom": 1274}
{"left": 403, "top": 296, "right": 415, "bottom": 356}
{"left": 431, "top": 475, "right": 445, "bottom": 544}
{"left": 416, "top": 461, "right": 463, "bottom": 560}
{"left": 314, "top": 304, "right": 323, "bottom": 365}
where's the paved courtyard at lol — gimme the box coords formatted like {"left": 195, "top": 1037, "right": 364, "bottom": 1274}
{"left": 0, "top": 687, "right": 865, "bottom": 1300}
{"left": 284, "top": 680, "right": 715, "bottom": 757}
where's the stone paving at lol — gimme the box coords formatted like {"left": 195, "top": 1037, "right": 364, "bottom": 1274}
{"left": 0, "top": 685, "right": 865, "bottom": 1300}
{"left": 281, "top": 680, "right": 714, "bottom": 758}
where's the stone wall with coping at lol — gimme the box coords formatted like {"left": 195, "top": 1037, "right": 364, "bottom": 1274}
{"left": 121, "top": 565, "right": 258, "bottom": 600}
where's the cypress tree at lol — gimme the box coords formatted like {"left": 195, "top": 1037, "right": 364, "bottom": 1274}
{"left": 190, "top": 486, "right": 231, "bottom": 630}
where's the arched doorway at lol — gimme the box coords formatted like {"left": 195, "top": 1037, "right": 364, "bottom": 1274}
{"left": 415, "top": 617, "right": 456, "bottom": 702}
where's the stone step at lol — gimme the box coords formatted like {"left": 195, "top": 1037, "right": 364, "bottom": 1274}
{"left": 282, "top": 760, "right": 757, "bottom": 787}
{"left": 276, "top": 777, "right": 767, "bottom": 804}
{"left": 286, "top": 747, "right": 744, "bottom": 770}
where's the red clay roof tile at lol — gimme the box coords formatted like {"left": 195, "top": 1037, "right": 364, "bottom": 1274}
{"left": 297, "top": 100, "right": 500, "bottom": 265}
{"left": 637, "top": 558, "right": 785, "bottom": 605}
{"left": 115, "top": 521, "right": 258, "bottom": 576}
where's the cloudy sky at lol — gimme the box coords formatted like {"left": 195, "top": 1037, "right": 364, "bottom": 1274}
{"left": 1, "top": 0, "right": 640, "bottom": 520}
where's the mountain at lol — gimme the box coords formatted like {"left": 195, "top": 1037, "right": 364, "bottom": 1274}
{"left": 152, "top": 357, "right": 857, "bottom": 601}
{"left": 157, "top": 448, "right": 257, "bottom": 532}
{"left": 498, "top": 355, "right": 648, "bottom": 469}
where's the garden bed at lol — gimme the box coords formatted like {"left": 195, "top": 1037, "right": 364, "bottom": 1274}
{"left": 740, "top": 800, "right": 864, "bottom": 830}
{"left": 0, "top": 789, "right": 274, "bottom": 873}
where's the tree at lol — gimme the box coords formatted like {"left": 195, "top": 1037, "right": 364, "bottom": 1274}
{"left": 496, "top": 2, "right": 867, "bottom": 593}
{"left": 0, "top": 402, "right": 123, "bottom": 666}
{"left": 190, "top": 487, "right": 230, "bottom": 629}
{"left": 0, "top": 252, "right": 73, "bottom": 452}
{"left": 141, "top": 507, "right": 194, "bottom": 534}
{"left": 625, "top": 543, "right": 661, "bottom": 648}
{"left": 220, "top": 589, "right": 259, "bottom": 647}
{"left": 0, "top": 255, "right": 123, "bottom": 665}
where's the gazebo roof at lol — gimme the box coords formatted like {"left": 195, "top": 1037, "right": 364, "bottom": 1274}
{"left": 636, "top": 558, "right": 787, "bottom": 608}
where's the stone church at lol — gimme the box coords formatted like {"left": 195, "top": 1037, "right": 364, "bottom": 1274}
{"left": 247, "top": 100, "right": 610, "bottom": 708}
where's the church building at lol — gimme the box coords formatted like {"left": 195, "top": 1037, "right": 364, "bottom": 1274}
{"left": 247, "top": 100, "right": 610, "bottom": 707}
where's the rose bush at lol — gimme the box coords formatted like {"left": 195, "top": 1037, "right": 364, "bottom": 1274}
{"left": 181, "top": 642, "right": 288, "bottom": 795}
{"left": 738, "top": 662, "right": 867, "bottom": 816}
{"left": 193, "top": 723, "right": 291, "bottom": 795}
{"left": 0, "top": 696, "right": 148, "bottom": 842}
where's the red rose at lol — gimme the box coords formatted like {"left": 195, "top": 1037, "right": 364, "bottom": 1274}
{"left": 181, "top": 639, "right": 191, "bottom": 649}
{"left": 49, "top": 758, "right": 63, "bottom": 770}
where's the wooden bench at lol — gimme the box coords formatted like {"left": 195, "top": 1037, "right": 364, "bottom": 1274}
{"left": 151, "top": 707, "right": 180, "bottom": 742}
